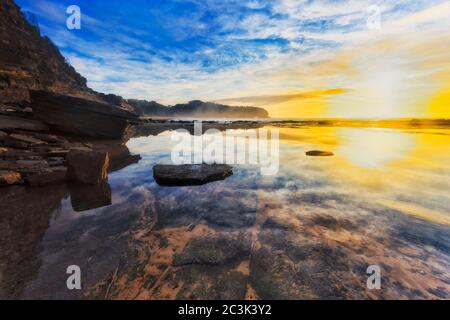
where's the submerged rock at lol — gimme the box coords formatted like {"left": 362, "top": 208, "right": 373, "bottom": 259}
{"left": 306, "top": 150, "right": 334, "bottom": 157}
{"left": 174, "top": 265, "right": 248, "bottom": 300}
{"left": 173, "top": 233, "right": 251, "bottom": 266}
{"left": 153, "top": 164, "right": 233, "bottom": 186}
{"left": 66, "top": 150, "right": 110, "bottom": 185}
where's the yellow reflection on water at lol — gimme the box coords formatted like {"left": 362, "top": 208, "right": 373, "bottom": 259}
{"left": 335, "top": 128, "right": 416, "bottom": 169}
{"left": 278, "top": 125, "right": 450, "bottom": 225}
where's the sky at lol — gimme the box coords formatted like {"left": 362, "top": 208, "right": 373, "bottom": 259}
{"left": 15, "top": 0, "right": 450, "bottom": 118}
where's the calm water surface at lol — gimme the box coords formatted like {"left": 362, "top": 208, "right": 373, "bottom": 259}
{"left": 1, "top": 126, "right": 449, "bottom": 299}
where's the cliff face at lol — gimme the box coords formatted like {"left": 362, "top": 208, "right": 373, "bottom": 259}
{"left": 0, "top": 0, "right": 93, "bottom": 104}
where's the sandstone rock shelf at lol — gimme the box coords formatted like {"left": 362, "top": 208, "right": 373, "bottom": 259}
{"left": 31, "top": 91, "right": 138, "bottom": 139}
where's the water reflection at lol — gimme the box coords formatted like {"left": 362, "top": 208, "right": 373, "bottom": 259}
{"left": 0, "top": 185, "right": 68, "bottom": 299}
{"left": 336, "top": 128, "right": 416, "bottom": 168}
{"left": 0, "top": 125, "right": 449, "bottom": 299}
{"left": 69, "top": 182, "right": 112, "bottom": 212}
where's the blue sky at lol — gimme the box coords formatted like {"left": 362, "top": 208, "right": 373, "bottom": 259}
{"left": 14, "top": 0, "right": 450, "bottom": 118}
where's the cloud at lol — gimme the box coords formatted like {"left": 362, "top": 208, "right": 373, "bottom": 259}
{"left": 215, "top": 88, "right": 347, "bottom": 106}
{"left": 14, "top": 0, "right": 450, "bottom": 118}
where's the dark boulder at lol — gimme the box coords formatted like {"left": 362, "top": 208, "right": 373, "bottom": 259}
{"left": 31, "top": 91, "right": 138, "bottom": 139}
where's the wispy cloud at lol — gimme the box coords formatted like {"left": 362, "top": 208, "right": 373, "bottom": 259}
{"left": 14, "top": 0, "right": 450, "bottom": 118}
{"left": 215, "top": 88, "right": 347, "bottom": 105}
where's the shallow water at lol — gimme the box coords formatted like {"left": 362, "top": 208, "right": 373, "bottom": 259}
{"left": 1, "top": 125, "right": 449, "bottom": 299}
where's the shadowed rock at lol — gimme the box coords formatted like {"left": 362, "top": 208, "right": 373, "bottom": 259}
{"left": 0, "top": 115, "right": 49, "bottom": 132}
{"left": 26, "top": 170, "right": 67, "bottom": 187}
{"left": 306, "top": 150, "right": 334, "bottom": 157}
{"left": 0, "top": 159, "right": 49, "bottom": 174}
{"left": 0, "top": 130, "right": 8, "bottom": 140}
{"left": 66, "top": 150, "right": 109, "bottom": 185}
{"left": 9, "top": 133, "right": 47, "bottom": 146}
{"left": 153, "top": 164, "right": 233, "bottom": 186}
{"left": 31, "top": 91, "right": 137, "bottom": 139}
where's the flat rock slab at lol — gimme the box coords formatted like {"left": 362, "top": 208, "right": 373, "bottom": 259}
{"left": 46, "top": 149, "right": 70, "bottom": 157}
{"left": 153, "top": 164, "right": 233, "bottom": 186}
{"left": 27, "top": 170, "right": 67, "bottom": 187}
{"left": 9, "top": 133, "right": 48, "bottom": 146}
{"left": 31, "top": 91, "right": 137, "bottom": 139}
{"left": 0, "top": 159, "right": 49, "bottom": 174}
{"left": 0, "top": 114, "right": 49, "bottom": 131}
{"left": 306, "top": 150, "right": 334, "bottom": 157}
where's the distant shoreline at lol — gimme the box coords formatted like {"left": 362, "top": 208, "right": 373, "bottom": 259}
{"left": 138, "top": 117, "right": 450, "bottom": 129}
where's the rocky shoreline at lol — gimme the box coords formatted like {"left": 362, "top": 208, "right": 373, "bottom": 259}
{"left": 0, "top": 94, "right": 141, "bottom": 189}
{"left": 0, "top": 92, "right": 263, "bottom": 190}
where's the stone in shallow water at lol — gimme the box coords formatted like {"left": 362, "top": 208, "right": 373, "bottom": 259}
{"left": 306, "top": 150, "right": 334, "bottom": 157}
{"left": 153, "top": 164, "right": 233, "bottom": 186}
{"left": 173, "top": 233, "right": 251, "bottom": 266}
